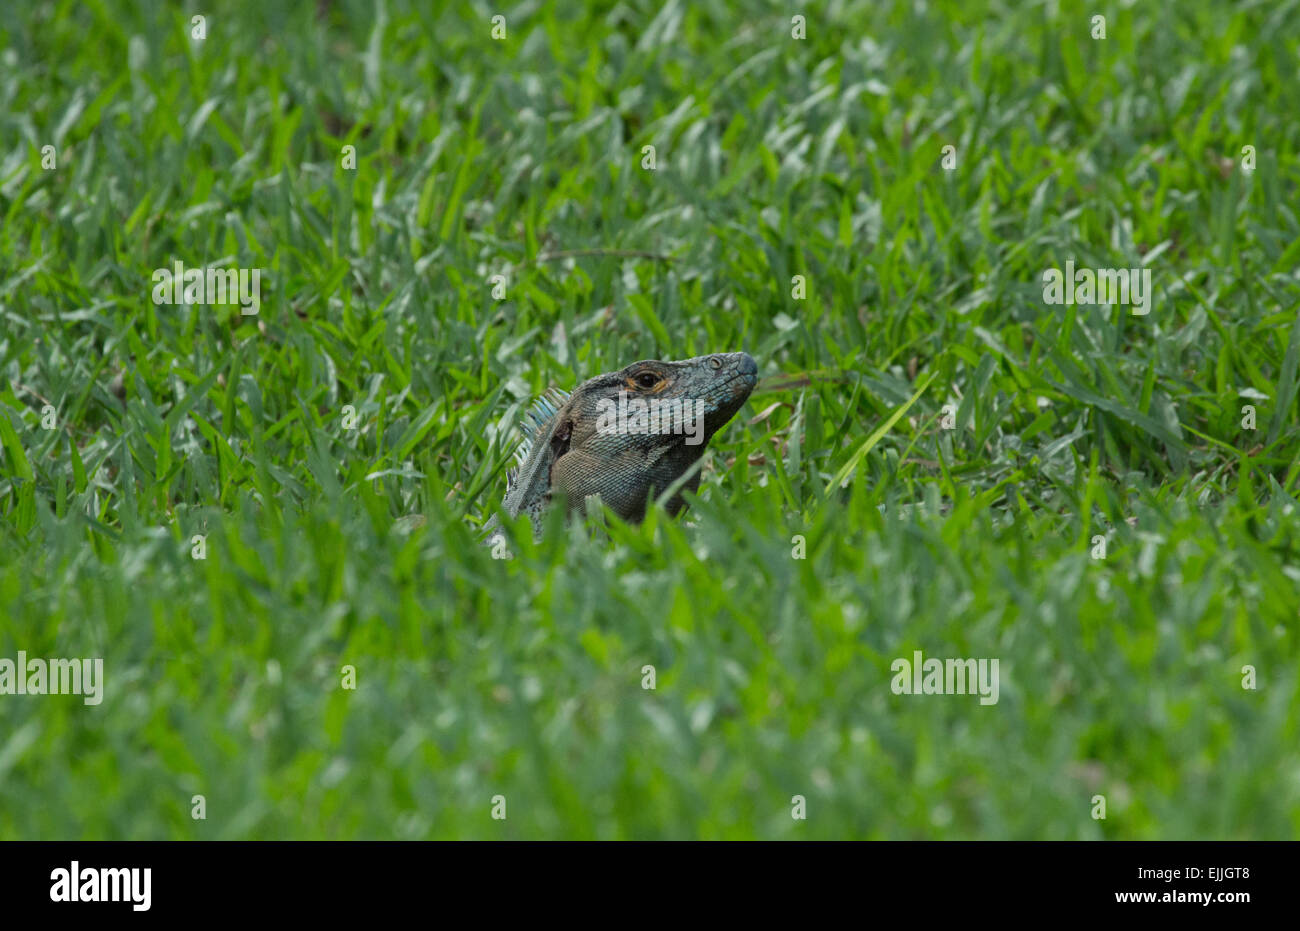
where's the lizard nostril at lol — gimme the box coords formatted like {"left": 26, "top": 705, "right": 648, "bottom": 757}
{"left": 709, "top": 357, "right": 722, "bottom": 370}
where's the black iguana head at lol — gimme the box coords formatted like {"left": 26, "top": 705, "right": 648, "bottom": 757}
{"left": 489, "top": 352, "right": 757, "bottom": 540}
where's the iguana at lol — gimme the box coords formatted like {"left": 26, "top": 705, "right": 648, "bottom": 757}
{"left": 484, "top": 352, "right": 758, "bottom": 546}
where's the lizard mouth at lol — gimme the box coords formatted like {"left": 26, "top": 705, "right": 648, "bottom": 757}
{"left": 717, "top": 363, "right": 758, "bottom": 400}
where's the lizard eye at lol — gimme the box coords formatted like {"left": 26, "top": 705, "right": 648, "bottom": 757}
{"left": 634, "top": 372, "right": 660, "bottom": 389}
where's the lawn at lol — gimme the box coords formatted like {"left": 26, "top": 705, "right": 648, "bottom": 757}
{"left": 1, "top": 0, "right": 1298, "bottom": 839}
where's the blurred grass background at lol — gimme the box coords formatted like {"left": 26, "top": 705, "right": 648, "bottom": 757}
{"left": 1, "top": 0, "right": 1298, "bottom": 838}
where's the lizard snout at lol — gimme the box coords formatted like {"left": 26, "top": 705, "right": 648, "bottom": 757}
{"left": 711, "top": 351, "right": 758, "bottom": 380}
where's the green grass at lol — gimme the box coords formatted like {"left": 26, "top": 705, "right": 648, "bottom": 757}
{"left": 1, "top": 0, "right": 1298, "bottom": 839}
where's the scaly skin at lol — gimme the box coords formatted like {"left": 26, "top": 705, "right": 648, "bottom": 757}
{"left": 485, "top": 352, "right": 758, "bottom": 544}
